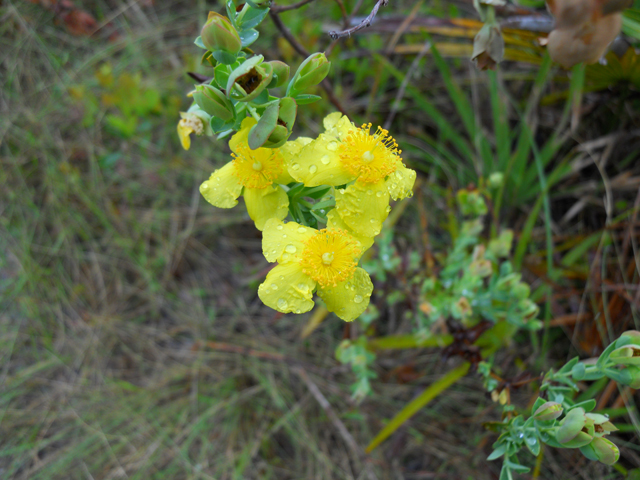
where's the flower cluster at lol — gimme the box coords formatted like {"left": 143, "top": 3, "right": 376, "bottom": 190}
{"left": 198, "top": 113, "right": 416, "bottom": 321}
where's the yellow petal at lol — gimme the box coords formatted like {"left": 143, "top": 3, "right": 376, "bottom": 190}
{"left": 200, "top": 161, "right": 243, "bottom": 208}
{"left": 262, "top": 218, "right": 316, "bottom": 263}
{"left": 278, "top": 137, "right": 312, "bottom": 184}
{"left": 386, "top": 161, "right": 416, "bottom": 200}
{"left": 326, "top": 209, "right": 374, "bottom": 253}
{"left": 258, "top": 262, "right": 316, "bottom": 314}
{"left": 289, "top": 133, "right": 355, "bottom": 187}
{"left": 334, "top": 181, "right": 390, "bottom": 237}
{"left": 229, "top": 117, "right": 257, "bottom": 153}
{"left": 244, "top": 185, "right": 289, "bottom": 231}
{"left": 177, "top": 122, "right": 193, "bottom": 150}
{"left": 317, "top": 267, "right": 373, "bottom": 322}
{"left": 323, "top": 112, "right": 354, "bottom": 140}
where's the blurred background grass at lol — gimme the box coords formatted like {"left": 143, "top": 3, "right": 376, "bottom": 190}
{"left": 2, "top": 0, "right": 640, "bottom": 478}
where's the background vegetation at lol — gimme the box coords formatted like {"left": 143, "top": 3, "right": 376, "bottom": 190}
{"left": 1, "top": 0, "right": 640, "bottom": 478}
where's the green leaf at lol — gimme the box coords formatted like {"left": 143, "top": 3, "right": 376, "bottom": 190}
{"left": 194, "top": 36, "right": 206, "bottom": 49}
{"left": 292, "top": 94, "right": 322, "bottom": 105}
{"left": 487, "top": 443, "right": 507, "bottom": 461}
{"left": 239, "top": 29, "right": 259, "bottom": 48}
{"left": 248, "top": 101, "right": 279, "bottom": 149}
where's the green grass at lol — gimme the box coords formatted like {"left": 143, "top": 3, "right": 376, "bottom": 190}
{"left": 2, "top": 1, "right": 640, "bottom": 479}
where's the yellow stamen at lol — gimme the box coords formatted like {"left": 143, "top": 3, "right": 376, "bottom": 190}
{"left": 231, "top": 144, "right": 284, "bottom": 189}
{"left": 338, "top": 123, "right": 401, "bottom": 184}
{"left": 300, "top": 229, "right": 360, "bottom": 287}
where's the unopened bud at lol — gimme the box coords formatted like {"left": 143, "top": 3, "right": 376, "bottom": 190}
{"left": 289, "top": 53, "right": 331, "bottom": 93}
{"left": 533, "top": 401, "right": 563, "bottom": 421}
{"left": 201, "top": 12, "right": 241, "bottom": 62}
{"left": 580, "top": 437, "right": 620, "bottom": 465}
{"left": 193, "top": 84, "right": 235, "bottom": 121}
{"left": 556, "top": 408, "right": 592, "bottom": 447}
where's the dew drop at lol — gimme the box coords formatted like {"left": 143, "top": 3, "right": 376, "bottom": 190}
{"left": 339, "top": 189, "right": 346, "bottom": 194}
{"left": 320, "top": 156, "right": 330, "bottom": 166}
{"left": 277, "top": 298, "right": 288, "bottom": 309}
{"left": 271, "top": 284, "right": 278, "bottom": 291}
{"left": 395, "top": 170, "right": 403, "bottom": 179}
{"left": 282, "top": 253, "right": 291, "bottom": 261}
{"left": 366, "top": 189, "right": 373, "bottom": 195}
{"left": 280, "top": 275, "right": 285, "bottom": 280}
{"left": 297, "top": 227, "right": 306, "bottom": 234}
{"left": 201, "top": 184, "right": 209, "bottom": 190}
{"left": 292, "top": 163, "right": 300, "bottom": 171}
{"left": 271, "top": 249, "right": 277, "bottom": 255}
{"left": 376, "top": 191, "right": 383, "bottom": 198}
{"left": 295, "top": 309, "right": 301, "bottom": 314}
{"left": 276, "top": 224, "right": 284, "bottom": 231}
{"left": 370, "top": 218, "right": 376, "bottom": 224}
{"left": 385, "top": 205, "right": 391, "bottom": 212}
{"left": 327, "top": 141, "right": 338, "bottom": 151}
{"left": 297, "top": 283, "right": 308, "bottom": 292}
{"left": 285, "top": 244, "right": 297, "bottom": 254}
{"left": 309, "top": 165, "right": 318, "bottom": 174}
{"left": 353, "top": 295, "right": 363, "bottom": 304}
{"left": 283, "top": 234, "right": 287, "bottom": 238}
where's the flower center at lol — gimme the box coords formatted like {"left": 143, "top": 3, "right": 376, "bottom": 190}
{"left": 300, "top": 229, "right": 360, "bottom": 287}
{"left": 338, "top": 123, "right": 401, "bottom": 184}
{"left": 232, "top": 144, "right": 283, "bottom": 189}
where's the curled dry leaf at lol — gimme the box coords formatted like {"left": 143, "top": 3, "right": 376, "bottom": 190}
{"left": 545, "top": 0, "right": 629, "bottom": 68}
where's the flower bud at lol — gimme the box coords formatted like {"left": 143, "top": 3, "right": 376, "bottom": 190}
{"left": 193, "top": 84, "right": 235, "bottom": 121}
{"left": 556, "top": 408, "right": 592, "bottom": 447}
{"left": 580, "top": 437, "right": 620, "bottom": 465}
{"left": 471, "top": 24, "right": 504, "bottom": 70}
{"left": 289, "top": 53, "right": 331, "bottom": 93}
{"left": 267, "top": 60, "right": 290, "bottom": 88}
{"left": 487, "top": 172, "right": 504, "bottom": 188}
{"left": 201, "top": 12, "right": 242, "bottom": 62}
{"left": 533, "top": 401, "right": 563, "bottom": 421}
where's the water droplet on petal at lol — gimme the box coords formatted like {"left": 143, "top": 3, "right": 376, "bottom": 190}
{"left": 376, "top": 191, "right": 383, "bottom": 198}
{"left": 353, "top": 295, "right": 363, "bottom": 304}
{"left": 292, "top": 163, "right": 300, "bottom": 171}
{"left": 327, "top": 141, "right": 338, "bottom": 151}
{"left": 321, "top": 155, "right": 331, "bottom": 165}
{"left": 285, "top": 244, "right": 297, "bottom": 254}
{"left": 202, "top": 184, "right": 209, "bottom": 190}
{"left": 339, "top": 189, "right": 346, "bottom": 194}
{"left": 367, "top": 189, "right": 373, "bottom": 195}
{"left": 271, "top": 284, "right": 278, "bottom": 290}
{"left": 309, "top": 165, "right": 317, "bottom": 174}
{"left": 276, "top": 225, "right": 284, "bottom": 231}
{"left": 280, "top": 275, "right": 285, "bottom": 280}
{"left": 370, "top": 218, "right": 376, "bottom": 224}
{"left": 277, "top": 298, "right": 288, "bottom": 309}
{"left": 295, "top": 309, "right": 301, "bottom": 314}
{"left": 297, "top": 227, "right": 306, "bottom": 234}
{"left": 282, "top": 253, "right": 291, "bottom": 261}
{"left": 385, "top": 205, "right": 391, "bottom": 212}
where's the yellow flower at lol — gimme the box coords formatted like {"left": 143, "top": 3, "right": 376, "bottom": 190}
{"left": 199, "top": 117, "right": 302, "bottom": 231}
{"left": 289, "top": 113, "right": 416, "bottom": 237}
{"left": 177, "top": 111, "right": 206, "bottom": 150}
{"left": 258, "top": 218, "right": 374, "bottom": 322}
